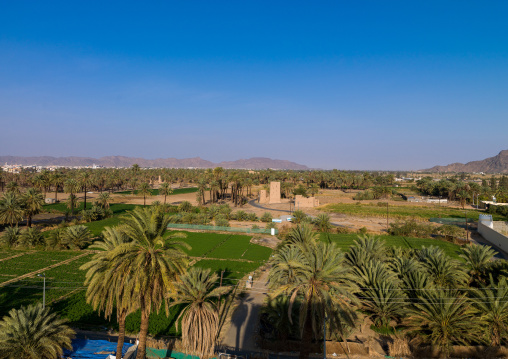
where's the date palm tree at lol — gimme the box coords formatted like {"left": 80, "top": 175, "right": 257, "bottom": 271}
{"left": 0, "top": 192, "right": 23, "bottom": 226}
{"left": 0, "top": 303, "right": 75, "bottom": 359}
{"left": 96, "top": 192, "right": 111, "bottom": 209}
{"left": 159, "top": 182, "right": 173, "bottom": 205}
{"left": 22, "top": 188, "right": 45, "bottom": 227}
{"left": 51, "top": 172, "right": 64, "bottom": 202}
{"left": 269, "top": 225, "right": 357, "bottom": 359}
{"left": 169, "top": 267, "right": 230, "bottom": 359}
{"left": 460, "top": 244, "right": 497, "bottom": 285}
{"left": 470, "top": 277, "right": 508, "bottom": 346}
{"left": 79, "top": 172, "right": 93, "bottom": 210}
{"left": 137, "top": 182, "right": 152, "bottom": 206}
{"left": 64, "top": 179, "right": 80, "bottom": 215}
{"left": 1, "top": 226, "right": 21, "bottom": 247}
{"left": 81, "top": 227, "right": 136, "bottom": 359}
{"left": 404, "top": 290, "right": 483, "bottom": 357}
{"left": 108, "top": 207, "right": 188, "bottom": 359}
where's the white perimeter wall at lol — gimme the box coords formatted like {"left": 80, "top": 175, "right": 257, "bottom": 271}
{"left": 478, "top": 221, "right": 508, "bottom": 253}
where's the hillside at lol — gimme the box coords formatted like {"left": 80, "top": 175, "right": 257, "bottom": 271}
{"left": 0, "top": 155, "right": 309, "bottom": 170}
{"left": 423, "top": 150, "right": 508, "bottom": 173}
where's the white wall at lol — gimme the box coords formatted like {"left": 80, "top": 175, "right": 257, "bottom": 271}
{"left": 478, "top": 221, "right": 508, "bottom": 253}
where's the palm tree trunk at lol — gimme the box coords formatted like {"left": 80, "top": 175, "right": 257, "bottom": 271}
{"left": 55, "top": 186, "right": 58, "bottom": 202}
{"left": 116, "top": 310, "right": 127, "bottom": 359}
{"left": 299, "top": 305, "right": 314, "bottom": 359}
{"left": 143, "top": 194, "right": 146, "bottom": 206}
{"left": 27, "top": 215, "right": 32, "bottom": 228}
{"left": 164, "top": 194, "right": 167, "bottom": 205}
{"left": 84, "top": 186, "right": 87, "bottom": 210}
{"left": 136, "top": 308, "right": 149, "bottom": 359}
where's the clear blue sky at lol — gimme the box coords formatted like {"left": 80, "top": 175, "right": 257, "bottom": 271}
{"left": 1, "top": 1, "right": 507, "bottom": 170}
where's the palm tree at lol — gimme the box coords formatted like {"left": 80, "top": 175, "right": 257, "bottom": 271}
{"left": 96, "top": 192, "right": 111, "bottom": 209}
{"left": 22, "top": 188, "right": 45, "bottom": 227}
{"left": 138, "top": 182, "right": 152, "bottom": 206}
{"left": 159, "top": 182, "right": 173, "bottom": 205}
{"left": 169, "top": 267, "right": 230, "bottom": 359}
{"left": 269, "top": 225, "right": 357, "bottom": 359}
{"left": 51, "top": 172, "right": 64, "bottom": 202}
{"left": 460, "top": 244, "right": 497, "bottom": 285}
{"left": 81, "top": 227, "right": 136, "bottom": 359}
{"left": 404, "top": 290, "right": 483, "bottom": 357}
{"left": 64, "top": 179, "right": 80, "bottom": 215}
{"left": 0, "top": 192, "right": 24, "bottom": 226}
{"left": 1, "top": 226, "right": 21, "bottom": 247}
{"left": 470, "top": 277, "right": 508, "bottom": 346}
{"left": 79, "top": 172, "right": 93, "bottom": 210}
{"left": 6, "top": 181, "right": 21, "bottom": 194}
{"left": 417, "top": 246, "right": 468, "bottom": 288}
{"left": 313, "top": 213, "right": 332, "bottom": 232}
{"left": 62, "top": 225, "right": 92, "bottom": 249}
{"left": 107, "top": 207, "right": 188, "bottom": 359}
{"left": 19, "top": 227, "right": 44, "bottom": 247}
{"left": 0, "top": 303, "right": 75, "bottom": 359}
{"left": 261, "top": 295, "right": 298, "bottom": 342}
{"left": 345, "top": 235, "right": 387, "bottom": 268}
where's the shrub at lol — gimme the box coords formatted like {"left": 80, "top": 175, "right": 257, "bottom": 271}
{"left": 251, "top": 224, "right": 260, "bottom": 230}
{"left": 207, "top": 204, "right": 219, "bottom": 219}
{"left": 388, "top": 219, "right": 436, "bottom": 238}
{"left": 178, "top": 201, "right": 193, "bottom": 213}
{"left": 335, "top": 226, "right": 351, "bottom": 234}
{"left": 45, "top": 228, "right": 66, "bottom": 249}
{"left": 215, "top": 215, "right": 230, "bottom": 227}
{"left": 260, "top": 212, "right": 272, "bottom": 223}
{"left": 353, "top": 190, "right": 376, "bottom": 200}
{"left": 265, "top": 222, "right": 278, "bottom": 230}
{"left": 235, "top": 210, "right": 247, "bottom": 221}
{"left": 81, "top": 205, "right": 111, "bottom": 222}
{"left": 438, "top": 225, "right": 466, "bottom": 242}
{"left": 219, "top": 204, "right": 232, "bottom": 219}
{"left": 247, "top": 213, "right": 258, "bottom": 221}
{"left": 357, "top": 227, "right": 368, "bottom": 235}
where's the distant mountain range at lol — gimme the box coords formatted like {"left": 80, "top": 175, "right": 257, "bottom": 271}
{"left": 423, "top": 150, "right": 508, "bottom": 173}
{"left": 0, "top": 155, "right": 310, "bottom": 170}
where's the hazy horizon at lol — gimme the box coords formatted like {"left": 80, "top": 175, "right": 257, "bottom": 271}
{"left": 1, "top": 2, "right": 507, "bottom": 170}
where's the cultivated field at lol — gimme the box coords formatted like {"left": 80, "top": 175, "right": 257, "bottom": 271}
{"left": 0, "top": 230, "right": 272, "bottom": 335}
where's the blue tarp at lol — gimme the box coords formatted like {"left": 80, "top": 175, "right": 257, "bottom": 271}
{"left": 63, "top": 339, "right": 133, "bottom": 359}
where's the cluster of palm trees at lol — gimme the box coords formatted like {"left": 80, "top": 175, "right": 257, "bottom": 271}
{"left": 81, "top": 206, "right": 229, "bottom": 359}
{"left": 0, "top": 188, "right": 44, "bottom": 227}
{"left": 267, "top": 224, "right": 508, "bottom": 358}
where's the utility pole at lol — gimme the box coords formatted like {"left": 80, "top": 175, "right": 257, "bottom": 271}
{"left": 37, "top": 273, "right": 46, "bottom": 309}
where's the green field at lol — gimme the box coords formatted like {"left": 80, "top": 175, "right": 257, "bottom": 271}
{"left": 0, "top": 230, "right": 272, "bottom": 335}
{"left": 322, "top": 203, "right": 505, "bottom": 221}
{"left": 320, "top": 233, "right": 462, "bottom": 258}
{"left": 115, "top": 187, "right": 199, "bottom": 196}
{"left": 43, "top": 202, "right": 139, "bottom": 215}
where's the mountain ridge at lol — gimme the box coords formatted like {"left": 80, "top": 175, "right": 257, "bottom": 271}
{"left": 0, "top": 155, "right": 309, "bottom": 170}
{"left": 422, "top": 150, "right": 508, "bottom": 173}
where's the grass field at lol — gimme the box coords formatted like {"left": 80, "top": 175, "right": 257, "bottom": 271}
{"left": 115, "top": 187, "right": 199, "bottom": 196}
{"left": 319, "top": 233, "right": 462, "bottom": 258}
{"left": 166, "top": 231, "right": 228, "bottom": 257}
{"left": 322, "top": 203, "right": 506, "bottom": 221}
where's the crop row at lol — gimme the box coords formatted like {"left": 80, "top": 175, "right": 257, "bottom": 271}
{"left": 0, "top": 251, "right": 82, "bottom": 282}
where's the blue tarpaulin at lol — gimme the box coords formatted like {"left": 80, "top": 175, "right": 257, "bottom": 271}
{"left": 63, "top": 339, "right": 133, "bottom": 359}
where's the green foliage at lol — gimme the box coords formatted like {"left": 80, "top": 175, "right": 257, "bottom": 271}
{"left": 389, "top": 219, "right": 436, "bottom": 238}
{"left": 19, "top": 227, "right": 44, "bottom": 247}
{"left": 260, "top": 212, "right": 272, "bottom": 223}
{"left": 214, "top": 215, "right": 229, "bottom": 227}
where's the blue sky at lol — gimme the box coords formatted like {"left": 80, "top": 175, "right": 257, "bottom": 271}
{"left": 1, "top": 1, "right": 507, "bottom": 170}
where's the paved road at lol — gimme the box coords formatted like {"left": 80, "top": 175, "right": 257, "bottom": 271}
{"left": 221, "top": 270, "right": 269, "bottom": 351}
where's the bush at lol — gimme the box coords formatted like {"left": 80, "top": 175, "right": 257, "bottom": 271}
{"left": 247, "top": 213, "right": 259, "bottom": 222}
{"left": 357, "top": 227, "right": 368, "bottom": 235}
{"left": 81, "top": 205, "right": 111, "bottom": 222}
{"left": 251, "top": 224, "right": 260, "bottom": 230}
{"left": 234, "top": 210, "right": 248, "bottom": 221}
{"left": 178, "top": 201, "right": 193, "bottom": 213}
{"left": 265, "top": 222, "right": 278, "bottom": 230}
{"left": 438, "top": 224, "right": 466, "bottom": 242}
{"left": 215, "top": 215, "right": 230, "bottom": 227}
{"left": 335, "top": 226, "right": 351, "bottom": 234}
{"left": 292, "top": 210, "right": 308, "bottom": 224}
{"left": 388, "top": 219, "right": 436, "bottom": 238}
{"left": 353, "top": 190, "right": 376, "bottom": 200}
{"left": 260, "top": 212, "right": 272, "bottom": 223}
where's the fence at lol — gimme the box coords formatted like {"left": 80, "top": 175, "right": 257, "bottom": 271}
{"left": 167, "top": 223, "right": 278, "bottom": 235}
